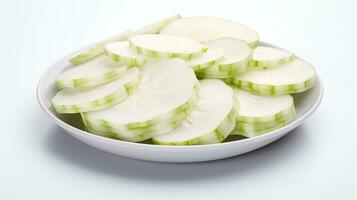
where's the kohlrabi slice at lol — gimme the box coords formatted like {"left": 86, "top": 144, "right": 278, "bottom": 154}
{"left": 69, "top": 30, "right": 132, "bottom": 65}
{"left": 83, "top": 58, "right": 198, "bottom": 141}
{"left": 195, "top": 38, "right": 251, "bottom": 78}
{"left": 152, "top": 79, "right": 236, "bottom": 145}
{"left": 195, "top": 69, "right": 234, "bottom": 79}
{"left": 249, "top": 46, "right": 294, "bottom": 69}
{"left": 105, "top": 41, "right": 148, "bottom": 66}
{"left": 129, "top": 34, "right": 207, "bottom": 60}
{"left": 84, "top": 110, "right": 191, "bottom": 141}
{"left": 52, "top": 68, "right": 141, "bottom": 114}
{"left": 160, "top": 16, "right": 259, "bottom": 47}
{"left": 235, "top": 110, "right": 295, "bottom": 134}
{"left": 234, "top": 88, "right": 295, "bottom": 123}
{"left": 206, "top": 38, "right": 251, "bottom": 70}
{"left": 56, "top": 55, "right": 128, "bottom": 89}
{"left": 131, "top": 14, "right": 181, "bottom": 36}
{"left": 187, "top": 48, "right": 225, "bottom": 71}
{"left": 232, "top": 113, "right": 296, "bottom": 137}
{"left": 232, "top": 58, "right": 316, "bottom": 95}
{"left": 82, "top": 92, "right": 197, "bottom": 139}
{"left": 231, "top": 90, "right": 296, "bottom": 137}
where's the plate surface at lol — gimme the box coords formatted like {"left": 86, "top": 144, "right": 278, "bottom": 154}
{"left": 37, "top": 42, "right": 323, "bottom": 163}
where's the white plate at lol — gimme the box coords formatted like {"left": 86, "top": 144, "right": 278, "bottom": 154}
{"left": 37, "top": 42, "right": 323, "bottom": 163}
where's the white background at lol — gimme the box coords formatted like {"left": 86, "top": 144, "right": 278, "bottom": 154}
{"left": 1, "top": 0, "right": 356, "bottom": 199}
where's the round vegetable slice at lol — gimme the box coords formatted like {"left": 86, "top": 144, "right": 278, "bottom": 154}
{"left": 52, "top": 68, "right": 140, "bottom": 114}
{"left": 153, "top": 79, "right": 236, "bottom": 145}
{"left": 160, "top": 16, "right": 259, "bottom": 47}
{"left": 232, "top": 113, "right": 296, "bottom": 137}
{"left": 82, "top": 92, "right": 197, "bottom": 140}
{"left": 235, "top": 88, "right": 295, "bottom": 123}
{"left": 206, "top": 38, "right": 251, "bottom": 70}
{"left": 195, "top": 38, "right": 251, "bottom": 78}
{"left": 235, "top": 109, "right": 296, "bottom": 133}
{"left": 232, "top": 58, "right": 316, "bottom": 95}
{"left": 56, "top": 56, "right": 128, "bottom": 89}
{"left": 69, "top": 30, "right": 132, "bottom": 65}
{"left": 84, "top": 107, "right": 193, "bottom": 141}
{"left": 83, "top": 59, "right": 198, "bottom": 141}
{"left": 195, "top": 69, "right": 234, "bottom": 79}
{"left": 249, "top": 46, "right": 294, "bottom": 69}
{"left": 85, "top": 123, "right": 168, "bottom": 141}
{"left": 187, "top": 48, "right": 225, "bottom": 71}
{"left": 131, "top": 14, "right": 181, "bottom": 36}
{"left": 129, "top": 34, "right": 207, "bottom": 60}
{"left": 105, "top": 41, "right": 147, "bottom": 66}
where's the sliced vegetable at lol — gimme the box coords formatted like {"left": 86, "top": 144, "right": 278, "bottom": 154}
{"left": 52, "top": 68, "right": 141, "bottom": 114}
{"left": 84, "top": 94, "right": 197, "bottom": 135}
{"left": 232, "top": 91, "right": 296, "bottom": 137}
{"left": 153, "top": 79, "right": 236, "bottom": 145}
{"left": 187, "top": 48, "right": 225, "bottom": 71}
{"left": 129, "top": 34, "right": 207, "bottom": 60}
{"left": 232, "top": 114, "right": 295, "bottom": 137}
{"left": 232, "top": 59, "right": 316, "bottom": 95}
{"left": 234, "top": 88, "right": 295, "bottom": 123}
{"left": 195, "top": 69, "right": 234, "bottom": 79}
{"left": 83, "top": 104, "right": 194, "bottom": 141}
{"left": 131, "top": 14, "right": 181, "bottom": 36}
{"left": 83, "top": 59, "right": 198, "bottom": 141}
{"left": 56, "top": 56, "right": 128, "bottom": 89}
{"left": 69, "top": 30, "right": 132, "bottom": 65}
{"left": 235, "top": 109, "right": 296, "bottom": 133}
{"left": 249, "top": 46, "right": 294, "bottom": 69}
{"left": 105, "top": 41, "right": 147, "bottom": 66}
{"left": 160, "top": 16, "right": 259, "bottom": 47}
{"left": 195, "top": 38, "right": 251, "bottom": 78}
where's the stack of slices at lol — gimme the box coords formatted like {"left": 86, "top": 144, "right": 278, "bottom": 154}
{"left": 231, "top": 89, "right": 296, "bottom": 137}
{"left": 51, "top": 15, "right": 316, "bottom": 145}
{"left": 227, "top": 47, "right": 315, "bottom": 137}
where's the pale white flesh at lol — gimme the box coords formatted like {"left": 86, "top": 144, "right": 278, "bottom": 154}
{"left": 153, "top": 79, "right": 234, "bottom": 144}
{"left": 57, "top": 56, "right": 127, "bottom": 81}
{"left": 85, "top": 59, "right": 197, "bottom": 124}
{"left": 52, "top": 68, "right": 140, "bottom": 105}
{"left": 129, "top": 34, "right": 206, "bottom": 54}
{"left": 235, "top": 89, "right": 293, "bottom": 118}
{"left": 187, "top": 48, "right": 224, "bottom": 69}
{"left": 160, "top": 16, "right": 259, "bottom": 46}
{"left": 205, "top": 38, "right": 251, "bottom": 66}
{"left": 105, "top": 41, "right": 146, "bottom": 62}
{"left": 236, "top": 59, "right": 316, "bottom": 85}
